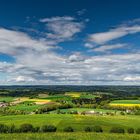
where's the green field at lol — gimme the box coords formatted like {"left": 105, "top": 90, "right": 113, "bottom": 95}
{"left": 9, "top": 103, "right": 42, "bottom": 112}
{"left": 50, "top": 108, "right": 120, "bottom": 114}
{"left": 0, "top": 114, "right": 140, "bottom": 132}
{"left": 80, "top": 94, "right": 97, "bottom": 99}
{"left": 0, "top": 133, "right": 140, "bottom": 140}
{"left": 0, "top": 97, "right": 15, "bottom": 102}
{"left": 111, "top": 100, "right": 140, "bottom": 104}
{"left": 39, "top": 95, "right": 72, "bottom": 101}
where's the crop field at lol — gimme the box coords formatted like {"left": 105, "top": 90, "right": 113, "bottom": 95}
{"left": 9, "top": 103, "right": 42, "bottom": 112}
{"left": 65, "top": 92, "right": 81, "bottom": 98}
{"left": 0, "top": 96, "right": 15, "bottom": 102}
{"left": 0, "top": 133, "right": 140, "bottom": 140}
{"left": 50, "top": 108, "right": 120, "bottom": 114}
{"left": 0, "top": 87, "right": 140, "bottom": 140}
{"left": 11, "top": 97, "right": 52, "bottom": 105}
{"left": 110, "top": 100, "right": 140, "bottom": 107}
{"left": 0, "top": 114, "right": 140, "bottom": 132}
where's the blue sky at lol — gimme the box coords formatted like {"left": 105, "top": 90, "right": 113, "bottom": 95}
{"left": 0, "top": 0, "right": 140, "bottom": 85}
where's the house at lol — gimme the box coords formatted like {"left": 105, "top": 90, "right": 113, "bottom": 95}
{"left": 0, "top": 102, "right": 8, "bottom": 107}
{"left": 82, "top": 110, "right": 101, "bottom": 115}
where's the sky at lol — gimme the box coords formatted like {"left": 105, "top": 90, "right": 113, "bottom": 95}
{"left": 0, "top": 0, "right": 140, "bottom": 85}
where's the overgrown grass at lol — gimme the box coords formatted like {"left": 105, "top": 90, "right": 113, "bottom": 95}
{"left": 0, "top": 132, "right": 140, "bottom": 140}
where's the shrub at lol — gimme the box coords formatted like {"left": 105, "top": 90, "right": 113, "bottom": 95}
{"left": 63, "top": 126, "right": 74, "bottom": 132}
{"left": 84, "top": 126, "right": 92, "bottom": 132}
{"left": 93, "top": 125, "right": 103, "bottom": 133}
{"left": 8, "top": 124, "right": 16, "bottom": 133}
{"left": 127, "top": 128, "right": 134, "bottom": 134}
{"left": 136, "top": 128, "right": 140, "bottom": 134}
{"left": 33, "top": 126, "right": 40, "bottom": 132}
{"left": 110, "top": 127, "right": 125, "bottom": 133}
{"left": 41, "top": 125, "right": 57, "bottom": 132}
{"left": 0, "top": 124, "right": 8, "bottom": 133}
{"left": 20, "top": 123, "right": 34, "bottom": 132}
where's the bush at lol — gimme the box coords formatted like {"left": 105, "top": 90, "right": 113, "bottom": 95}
{"left": 0, "top": 124, "right": 8, "bottom": 133}
{"left": 8, "top": 124, "right": 16, "bottom": 133}
{"left": 41, "top": 125, "right": 57, "bottom": 132}
{"left": 33, "top": 126, "right": 40, "bottom": 132}
{"left": 127, "top": 128, "right": 134, "bottom": 134}
{"left": 63, "top": 126, "right": 74, "bottom": 132}
{"left": 110, "top": 127, "right": 125, "bottom": 133}
{"left": 84, "top": 126, "right": 92, "bottom": 132}
{"left": 136, "top": 128, "right": 140, "bottom": 134}
{"left": 20, "top": 123, "right": 34, "bottom": 132}
{"left": 93, "top": 125, "right": 103, "bottom": 133}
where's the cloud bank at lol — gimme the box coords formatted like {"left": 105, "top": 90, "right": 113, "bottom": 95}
{"left": 0, "top": 17, "right": 140, "bottom": 85}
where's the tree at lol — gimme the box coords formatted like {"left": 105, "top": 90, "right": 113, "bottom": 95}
{"left": 136, "top": 128, "right": 140, "bottom": 134}
{"left": 63, "top": 126, "right": 74, "bottom": 132}
{"left": 20, "top": 123, "right": 34, "bottom": 132}
{"left": 127, "top": 128, "right": 134, "bottom": 134}
{"left": 93, "top": 125, "right": 103, "bottom": 133}
{"left": 84, "top": 126, "right": 92, "bottom": 132}
{"left": 41, "top": 125, "right": 57, "bottom": 132}
{"left": 0, "top": 124, "right": 8, "bottom": 133}
{"left": 110, "top": 127, "right": 125, "bottom": 133}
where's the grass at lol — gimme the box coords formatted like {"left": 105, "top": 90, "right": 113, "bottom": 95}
{"left": 50, "top": 108, "right": 120, "bottom": 113}
{"left": 39, "top": 95, "right": 72, "bottom": 101}
{"left": 65, "top": 92, "right": 81, "bottom": 98}
{"left": 0, "top": 133, "right": 140, "bottom": 140}
{"left": 80, "top": 94, "right": 98, "bottom": 99}
{"left": 0, "top": 114, "right": 140, "bottom": 132}
{"left": 110, "top": 100, "right": 140, "bottom": 107}
{"left": 12, "top": 97, "right": 51, "bottom": 105}
{"left": 111, "top": 100, "right": 140, "bottom": 104}
{"left": 0, "top": 97, "right": 15, "bottom": 103}
{"left": 9, "top": 103, "right": 42, "bottom": 112}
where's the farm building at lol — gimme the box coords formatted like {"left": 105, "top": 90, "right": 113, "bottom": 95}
{"left": 82, "top": 110, "right": 102, "bottom": 115}
{"left": 0, "top": 102, "right": 8, "bottom": 107}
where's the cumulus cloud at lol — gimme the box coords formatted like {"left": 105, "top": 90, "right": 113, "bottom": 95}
{"left": 40, "top": 16, "right": 84, "bottom": 42}
{"left": 0, "top": 28, "right": 54, "bottom": 56}
{"left": 68, "top": 52, "right": 85, "bottom": 62}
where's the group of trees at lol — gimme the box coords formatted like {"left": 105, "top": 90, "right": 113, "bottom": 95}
{"left": 0, "top": 108, "right": 26, "bottom": 115}
{"left": 0, "top": 123, "right": 140, "bottom": 134}
{"left": 35, "top": 103, "right": 73, "bottom": 114}
{"left": 0, "top": 124, "right": 57, "bottom": 133}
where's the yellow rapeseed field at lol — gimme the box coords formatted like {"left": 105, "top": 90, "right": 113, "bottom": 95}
{"left": 110, "top": 103, "right": 140, "bottom": 107}
{"left": 65, "top": 92, "right": 80, "bottom": 97}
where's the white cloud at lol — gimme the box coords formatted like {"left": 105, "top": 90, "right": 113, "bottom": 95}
{"left": 124, "top": 76, "right": 140, "bottom": 81}
{"left": 68, "top": 52, "right": 85, "bottom": 62}
{"left": 0, "top": 19, "right": 140, "bottom": 85}
{"left": 0, "top": 28, "right": 54, "bottom": 56}
{"left": 87, "top": 25, "right": 140, "bottom": 45}
{"left": 15, "top": 75, "right": 35, "bottom": 82}
{"left": 40, "top": 16, "right": 84, "bottom": 42}
{"left": 84, "top": 43, "right": 94, "bottom": 48}
{"left": 93, "top": 43, "right": 127, "bottom": 52}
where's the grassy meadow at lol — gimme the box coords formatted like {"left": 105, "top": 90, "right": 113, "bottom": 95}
{"left": 0, "top": 114, "right": 140, "bottom": 132}
{"left": 110, "top": 100, "right": 140, "bottom": 107}
{"left": 0, "top": 90, "right": 140, "bottom": 139}
{"left": 0, "top": 133, "right": 140, "bottom": 140}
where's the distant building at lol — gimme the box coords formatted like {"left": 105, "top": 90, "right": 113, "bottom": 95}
{"left": 82, "top": 110, "right": 101, "bottom": 115}
{"left": 0, "top": 102, "right": 8, "bottom": 107}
